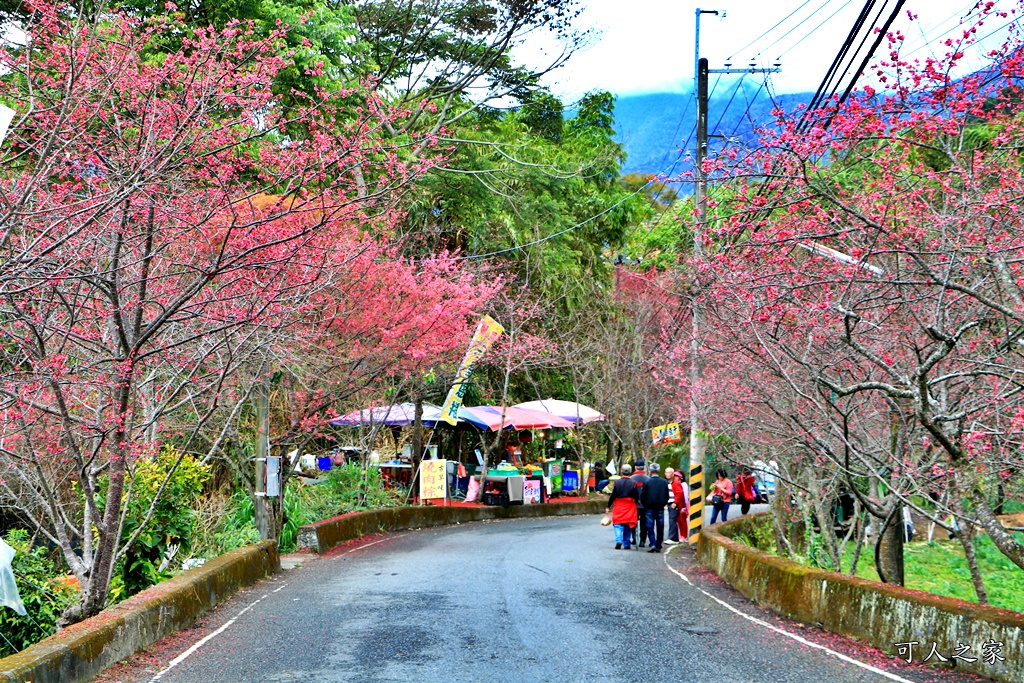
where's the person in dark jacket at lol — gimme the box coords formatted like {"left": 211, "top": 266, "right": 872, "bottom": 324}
{"left": 605, "top": 464, "right": 638, "bottom": 549}
{"left": 631, "top": 461, "right": 650, "bottom": 548}
{"left": 640, "top": 463, "right": 670, "bottom": 552}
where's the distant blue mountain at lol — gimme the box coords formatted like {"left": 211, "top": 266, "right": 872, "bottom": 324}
{"left": 613, "top": 88, "right": 812, "bottom": 177}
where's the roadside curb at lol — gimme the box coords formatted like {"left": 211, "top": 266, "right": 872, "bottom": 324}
{"left": 298, "top": 499, "right": 605, "bottom": 553}
{"left": 0, "top": 541, "right": 278, "bottom": 683}
{"left": 697, "top": 514, "right": 1024, "bottom": 683}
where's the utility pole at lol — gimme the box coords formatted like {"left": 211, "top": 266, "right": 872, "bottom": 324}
{"left": 689, "top": 11, "right": 781, "bottom": 544}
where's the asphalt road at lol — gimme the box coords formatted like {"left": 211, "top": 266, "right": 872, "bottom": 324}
{"left": 102, "top": 514, "right": 984, "bottom": 683}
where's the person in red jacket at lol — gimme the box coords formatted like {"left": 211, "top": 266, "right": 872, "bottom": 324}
{"left": 666, "top": 469, "right": 689, "bottom": 543}
{"left": 605, "top": 464, "right": 638, "bottom": 549}
{"left": 734, "top": 467, "right": 758, "bottom": 515}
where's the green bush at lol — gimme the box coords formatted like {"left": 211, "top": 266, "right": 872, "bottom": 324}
{"left": 116, "top": 447, "right": 212, "bottom": 598}
{"left": 275, "top": 465, "right": 405, "bottom": 553}
{"left": 0, "top": 530, "right": 78, "bottom": 657}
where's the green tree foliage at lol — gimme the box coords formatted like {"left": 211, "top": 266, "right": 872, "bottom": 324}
{"left": 404, "top": 90, "right": 647, "bottom": 308}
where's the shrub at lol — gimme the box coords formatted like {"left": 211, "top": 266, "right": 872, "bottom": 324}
{"left": 116, "top": 447, "right": 212, "bottom": 598}
{"left": 0, "top": 530, "right": 78, "bottom": 657}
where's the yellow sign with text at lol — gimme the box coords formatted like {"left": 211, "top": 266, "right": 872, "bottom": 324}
{"left": 439, "top": 315, "right": 505, "bottom": 425}
{"left": 652, "top": 422, "right": 681, "bottom": 446}
{"left": 420, "top": 459, "right": 447, "bottom": 500}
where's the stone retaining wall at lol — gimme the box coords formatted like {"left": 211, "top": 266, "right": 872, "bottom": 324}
{"left": 697, "top": 514, "right": 1024, "bottom": 682}
{"left": 297, "top": 499, "right": 605, "bottom": 553}
{"left": 0, "top": 541, "right": 279, "bottom": 683}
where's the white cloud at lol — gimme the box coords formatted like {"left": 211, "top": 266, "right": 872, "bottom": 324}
{"left": 513, "top": 0, "right": 1020, "bottom": 100}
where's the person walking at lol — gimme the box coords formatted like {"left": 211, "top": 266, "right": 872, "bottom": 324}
{"left": 664, "top": 467, "right": 678, "bottom": 543}
{"left": 734, "top": 467, "right": 758, "bottom": 515}
{"left": 666, "top": 468, "right": 690, "bottom": 544}
{"left": 709, "top": 469, "right": 734, "bottom": 524}
{"left": 631, "top": 460, "right": 650, "bottom": 548}
{"left": 605, "top": 463, "right": 638, "bottom": 549}
{"left": 640, "top": 463, "right": 670, "bottom": 553}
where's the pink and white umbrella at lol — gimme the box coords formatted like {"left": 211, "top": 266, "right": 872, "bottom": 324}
{"left": 512, "top": 399, "right": 604, "bottom": 425}
{"left": 422, "top": 405, "right": 575, "bottom": 431}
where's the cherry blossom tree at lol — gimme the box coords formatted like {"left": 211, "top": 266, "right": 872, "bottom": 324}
{"left": 0, "top": 3, "right": 434, "bottom": 623}
{"left": 702, "top": 1, "right": 1024, "bottom": 586}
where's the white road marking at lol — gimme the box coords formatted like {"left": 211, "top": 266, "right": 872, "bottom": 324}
{"left": 149, "top": 532, "right": 405, "bottom": 681}
{"left": 662, "top": 548, "right": 916, "bottom": 683}
{"left": 150, "top": 591, "right": 273, "bottom": 682}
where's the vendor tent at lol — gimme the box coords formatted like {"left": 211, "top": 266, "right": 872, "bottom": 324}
{"left": 512, "top": 399, "right": 604, "bottom": 425}
{"left": 422, "top": 405, "right": 574, "bottom": 431}
{"left": 329, "top": 403, "right": 439, "bottom": 427}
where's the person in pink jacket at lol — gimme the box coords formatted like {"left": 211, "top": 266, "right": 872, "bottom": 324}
{"left": 709, "top": 469, "right": 734, "bottom": 524}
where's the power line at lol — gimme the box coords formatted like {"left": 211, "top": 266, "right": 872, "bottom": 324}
{"left": 799, "top": 0, "right": 881, "bottom": 129}
{"left": 834, "top": 0, "right": 908, "bottom": 109}
{"left": 759, "top": 0, "right": 834, "bottom": 56}
{"left": 729, "top": 0, "right": 814, "bottom": 61}
{"left": 778, "top": 0, "right": 856, "bottom": 57}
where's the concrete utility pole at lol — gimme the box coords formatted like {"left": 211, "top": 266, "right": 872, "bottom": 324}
{"left": 689, "top": 11, "right": 780, "bottom": 544}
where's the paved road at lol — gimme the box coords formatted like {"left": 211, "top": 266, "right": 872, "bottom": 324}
{"left": 103, "top": 515, "right": 982, "bottom": 683}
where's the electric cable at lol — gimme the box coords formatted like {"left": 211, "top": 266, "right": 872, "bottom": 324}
{"left": 798, "top": 0, "right": 880, "bottom": 131}
{"left": 759, "top": 0, "right": 834, "bottom": 57}
{"left": 834, "top": 0, "right": 908, "bottom": 110}
{"left": 729, "top": 0, "right": 815, "bottom": 62}
{"left": 778, "top": 0, "right": 856, "bottom": 57}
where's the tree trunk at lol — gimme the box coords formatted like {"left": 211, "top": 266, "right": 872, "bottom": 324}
{"left": 970, "top": 490, "right": 1024, "bottom": 571}
{"left": 410, "top": 399, "right": 423, "bottom": 501}
{"left": 808, "top": 476, "right": 840, "bottom": 571}
{"left": 875, "top": 503, "right": 904, "bottom": 586}
{"left": 954, "top": 514, "right": 988, "bottom": 604}
{"left": 850, "top": 511, "right": 867, "bottom": 575}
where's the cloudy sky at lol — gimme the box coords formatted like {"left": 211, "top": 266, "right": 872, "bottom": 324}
{"left": 514, "top": 0, "right": 1021, "bottom": 99}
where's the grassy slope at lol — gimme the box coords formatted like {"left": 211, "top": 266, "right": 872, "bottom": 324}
{"left": 840, "top": 535, "right": 1024, "bottom": 614}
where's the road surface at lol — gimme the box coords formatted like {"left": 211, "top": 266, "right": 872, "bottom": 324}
{"left": 98, "top": 514, "right": 982, "bottom": 683}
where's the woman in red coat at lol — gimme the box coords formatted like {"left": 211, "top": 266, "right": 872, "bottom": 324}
{"left": 669, "top": 470, "right": 690, "bottom": 541}
{"left": 735, "top": 467, "right": 758, "bottom": 515}
{"left": 605, "top": 464, "right": 639, "bottom": 549}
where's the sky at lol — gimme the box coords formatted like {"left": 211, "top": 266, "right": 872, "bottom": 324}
{"left": 513, "top": 0, "right": 1022, "bottom": 100}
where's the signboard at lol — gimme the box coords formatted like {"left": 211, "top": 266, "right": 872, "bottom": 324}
{"left": 562, "top": 471, "right": 579, "bottom": 492}
{"left": 523, "top": 479, "right": 542, "bottom": 504}
{"left": 549, "top": 460, "right": 563, "bottom": 491}
{"left": 265, "top": 456, "right": 281, "bottom": 497}
{"left": 652, "top": 422, "right": 682, "bottom": 446}
{"left": 420, "top": 458, "right": 448, "bottom": 500}
{"left": 439, "top": 315, "right": 505, "bottom": 425}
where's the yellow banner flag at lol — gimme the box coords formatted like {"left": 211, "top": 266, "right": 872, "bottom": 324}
{"left": 439, "top": 315, "right": 504, "bottom": 425}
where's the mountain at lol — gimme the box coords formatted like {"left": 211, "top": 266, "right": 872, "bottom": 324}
{"left": 612, "top": 88, "right": 813, "bottom": 177}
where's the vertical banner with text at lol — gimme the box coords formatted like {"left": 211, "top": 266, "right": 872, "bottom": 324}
{"left": 439, "top": 315, "right": 505, "bottom": 425}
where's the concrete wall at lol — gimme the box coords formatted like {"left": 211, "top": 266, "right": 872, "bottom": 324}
{"left": 0, "top": 541, "right": 279, "bottom": 683}
{"left": 698, "top": 514, "right": 1024, "bottom": 682}
{"left": 298, "top": 499, "right": 605, "bottom": 553}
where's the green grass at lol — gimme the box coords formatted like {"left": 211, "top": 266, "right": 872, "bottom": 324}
{"left": 839, "top": 535, "right": 1024, "bottom": 614}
